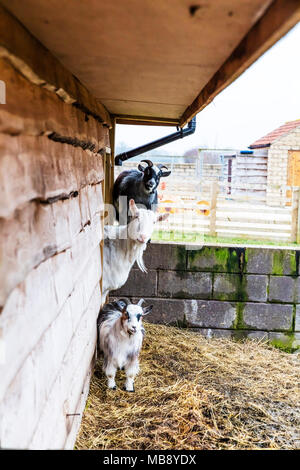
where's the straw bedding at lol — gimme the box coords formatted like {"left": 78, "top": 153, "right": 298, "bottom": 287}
{"left": 76, "top": 323, "right": 300, "bottom": 450}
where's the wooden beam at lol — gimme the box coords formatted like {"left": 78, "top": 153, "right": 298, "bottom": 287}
{"left": 115, "top": 114, "right": 179, "bottom": 127}
{"left": 0, "top": 4, "right": 111, "bottom": 127}
{"left": 180, "top": 0, "right": 300, "bottom": 127}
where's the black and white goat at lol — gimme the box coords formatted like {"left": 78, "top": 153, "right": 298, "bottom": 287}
{"left": 102, "top": 199, "right": 168, "bottom": 302}
{"left": 113, "top": 159, "right": 171, "bottom": 221}
{"left": 97, "top": 298, "right": 153, "bottom": 391}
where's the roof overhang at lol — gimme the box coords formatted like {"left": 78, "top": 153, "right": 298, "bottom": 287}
{"left": 1, "top": 0, "right": 299, "bottom": 127}
{"left": 249, "top": 144, "right": 271, "bottom": 149}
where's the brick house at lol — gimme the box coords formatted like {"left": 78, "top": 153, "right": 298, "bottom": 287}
{"left": 249, "top": 119, "right": 300, "bottom": 205}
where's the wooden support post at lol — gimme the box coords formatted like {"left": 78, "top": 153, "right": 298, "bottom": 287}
{"left": 100, "top": 118, "right": 115, "bottom": 305}
{"left": 108, "top": 117, "right": 116, "bottom": 205}
{"left": 209, "top": 180, "right": 219, "bottom": 237}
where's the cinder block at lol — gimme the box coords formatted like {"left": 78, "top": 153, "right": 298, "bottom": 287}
{"left": 135, "top": 298, "right": 187, "bottom": 325}
{"left": 135, "top": 298, "right": 236, "bottom": 329}
{"left": 269, "top": 332, "right": 300, "bottom": 351}
{"left": 192, "top": 328, "right": 234, "bottom": 339}
{"left": 213, "top": 274, "right": 241, "bottom": 301}
{"left": 142, "top": 243, "right": 187, "bottom": 270}
{"left": 294, "top": 278, "right": 300, "bottom": 303}
{"left": 243, "top": 330, "right": 269, "bottom": 340}
{"left": 185, "top": 299, "right": 236, "bottom": 329}
{"left": 269, "top": 276, "right": 294, "bottom": 303}
{"left": 191, "top": 329, "right": 268, "bottom": 341}
{"left": 187, "top": 246, "right": 242, "bottom": 273}
{"left": 111, "top": 269, "right": 157, "bottom": 297}
{"left": 245, "top": 248, "right": 273, "bottom": 274}
{"left": 231, "top": 329, "right": 269, "bottom": 341}
{"left": 295, "top": 305, "right": 300, "bottom": 332}
{"left": 242, "top": 303, "right": 293, "bottom": 331}
{"left": 245, "top": 275, "right": 268, "bottom": 302}
{"left": 213, "top": 274, "right": 268, "bottom": 302}
{"left": 271, "top": 250, "right": 297, "bottom": 276}
{"left": 158, "top": 270, "right": 212, "bottom": 299}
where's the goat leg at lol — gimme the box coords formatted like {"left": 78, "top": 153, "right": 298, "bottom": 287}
{"left": 124, "top": 360, "right": 139, "bottom": 392}
{"left": 104, "top": 361, "right": 117, "bottom": 390}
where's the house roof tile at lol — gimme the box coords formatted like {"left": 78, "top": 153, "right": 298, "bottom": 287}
{"left": 249, "top": 120, "right": 300, "bottom": 148}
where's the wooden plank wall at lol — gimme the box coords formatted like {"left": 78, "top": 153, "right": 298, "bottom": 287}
{"left": 0, "top": 8, "right": 110, "bottom": 449}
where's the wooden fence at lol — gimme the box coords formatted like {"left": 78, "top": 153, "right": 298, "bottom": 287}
{"left": 114, "top": 161, "right": 300, "bottom": 243}
{"left": 157, "top": 179, "right": 300, "bottom": 242}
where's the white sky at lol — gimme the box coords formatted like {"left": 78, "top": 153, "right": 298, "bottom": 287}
{"left": 116, "top": 21, "right": 300, "bottom": 155}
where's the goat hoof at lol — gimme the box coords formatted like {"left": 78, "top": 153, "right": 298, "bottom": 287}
{"left": 123, "top": 386, "right": 135, "bottom": 392}
{"left": 109, "top": 385, "right": 117, "bottom": 390}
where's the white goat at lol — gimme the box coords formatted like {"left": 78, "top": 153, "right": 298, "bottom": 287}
{"left": 102, "top": 198, "right": 168, "bottom": 302}
{"left": 97, "top": 298, "right": 153, "bottom": 391}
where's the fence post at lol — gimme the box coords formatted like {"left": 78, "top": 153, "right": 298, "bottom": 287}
{"left": 209, "top": 180, "right": 219, "bottom": 237}
{"left": 290, "top": 187, "right": 300, "bottom": 243}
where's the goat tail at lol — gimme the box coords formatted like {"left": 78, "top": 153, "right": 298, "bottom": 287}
{"left": 137, "top": 252, "right": 148, "bottom": 273}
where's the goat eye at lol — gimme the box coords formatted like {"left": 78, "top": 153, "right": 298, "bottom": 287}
{"left": 123, "top": 311, "right": 129, "bottom": 320}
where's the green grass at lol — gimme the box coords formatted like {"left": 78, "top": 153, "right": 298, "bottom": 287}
{"left": 152, "top": 230, "right": 300, "bottom": 248}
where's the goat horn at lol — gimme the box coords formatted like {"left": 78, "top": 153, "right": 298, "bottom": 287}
{"left": 137, "top": 298, "right": 145, "bottom": 306}
{"left": 140, "top": 159, "right": 153, "bottom": 167}
{"left": 157, "top": 164, "right": 168, "bottom": 171}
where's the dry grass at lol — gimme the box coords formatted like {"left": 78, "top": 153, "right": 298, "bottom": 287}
{"left": 76, "top": 323, "right": 300, "bottom": 450}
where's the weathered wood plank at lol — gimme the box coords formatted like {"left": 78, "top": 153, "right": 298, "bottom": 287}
{"left": 180, "top": 0, "right": 300, "bottom": 126}
{"left": 0, "top": 4, "right": 111, "bottom": 127}
{"left": 0, "top": 225, "right": 102, "bottom": 402}
{"left": 0, "top": 284, "right": 100, "bottom": 449}
{"left": 63, "top": 362, "right": 94, "bottom": 450}
{"left": 0, "top": 134, "right": 104, "bottom": 218}
{"left": 0, "top": 183, "right": 103, "bottom": 306}
{"left": 0, "top": 58, "right": 109, "bottom": 151}
{"left": 31, "top": 297, "right": 98, "bottom": 450}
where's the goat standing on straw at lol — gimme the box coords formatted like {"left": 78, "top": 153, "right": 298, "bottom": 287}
{"left": 97, "top": 298, "right": 152, "bottom": 391}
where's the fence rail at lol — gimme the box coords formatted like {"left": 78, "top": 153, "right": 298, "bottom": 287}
{"left": 157, "top": 181, "right": 300, "bottom": 243}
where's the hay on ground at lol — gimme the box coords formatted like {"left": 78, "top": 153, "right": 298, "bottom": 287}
{"left": 76, "top": 323, "right": 300, "bottom": 450}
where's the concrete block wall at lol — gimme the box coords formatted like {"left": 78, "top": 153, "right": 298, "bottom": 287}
{"left": 111, "top": 243, "right": 300, "bottom": 351}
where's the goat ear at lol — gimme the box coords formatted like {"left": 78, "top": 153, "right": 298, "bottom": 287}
{"left": 137, "top": 298, "right": 145, "bottom": 306}
{"left": 117, "top": 298, "right": 130, "bottom": 310}
{"left": 161, "top": 170, "right": 171, "bottom": 177}
{"left": 156, "top": 212, "right": 169, "bottom": 223}
{"left": 142, "top": 305, "right": 153, "bottom": 316}
{"left": 121, "top": 305, "right": 128, "bottom": 319}
{"left": 129, "top": 199, "right": 138, "bottom": 217}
